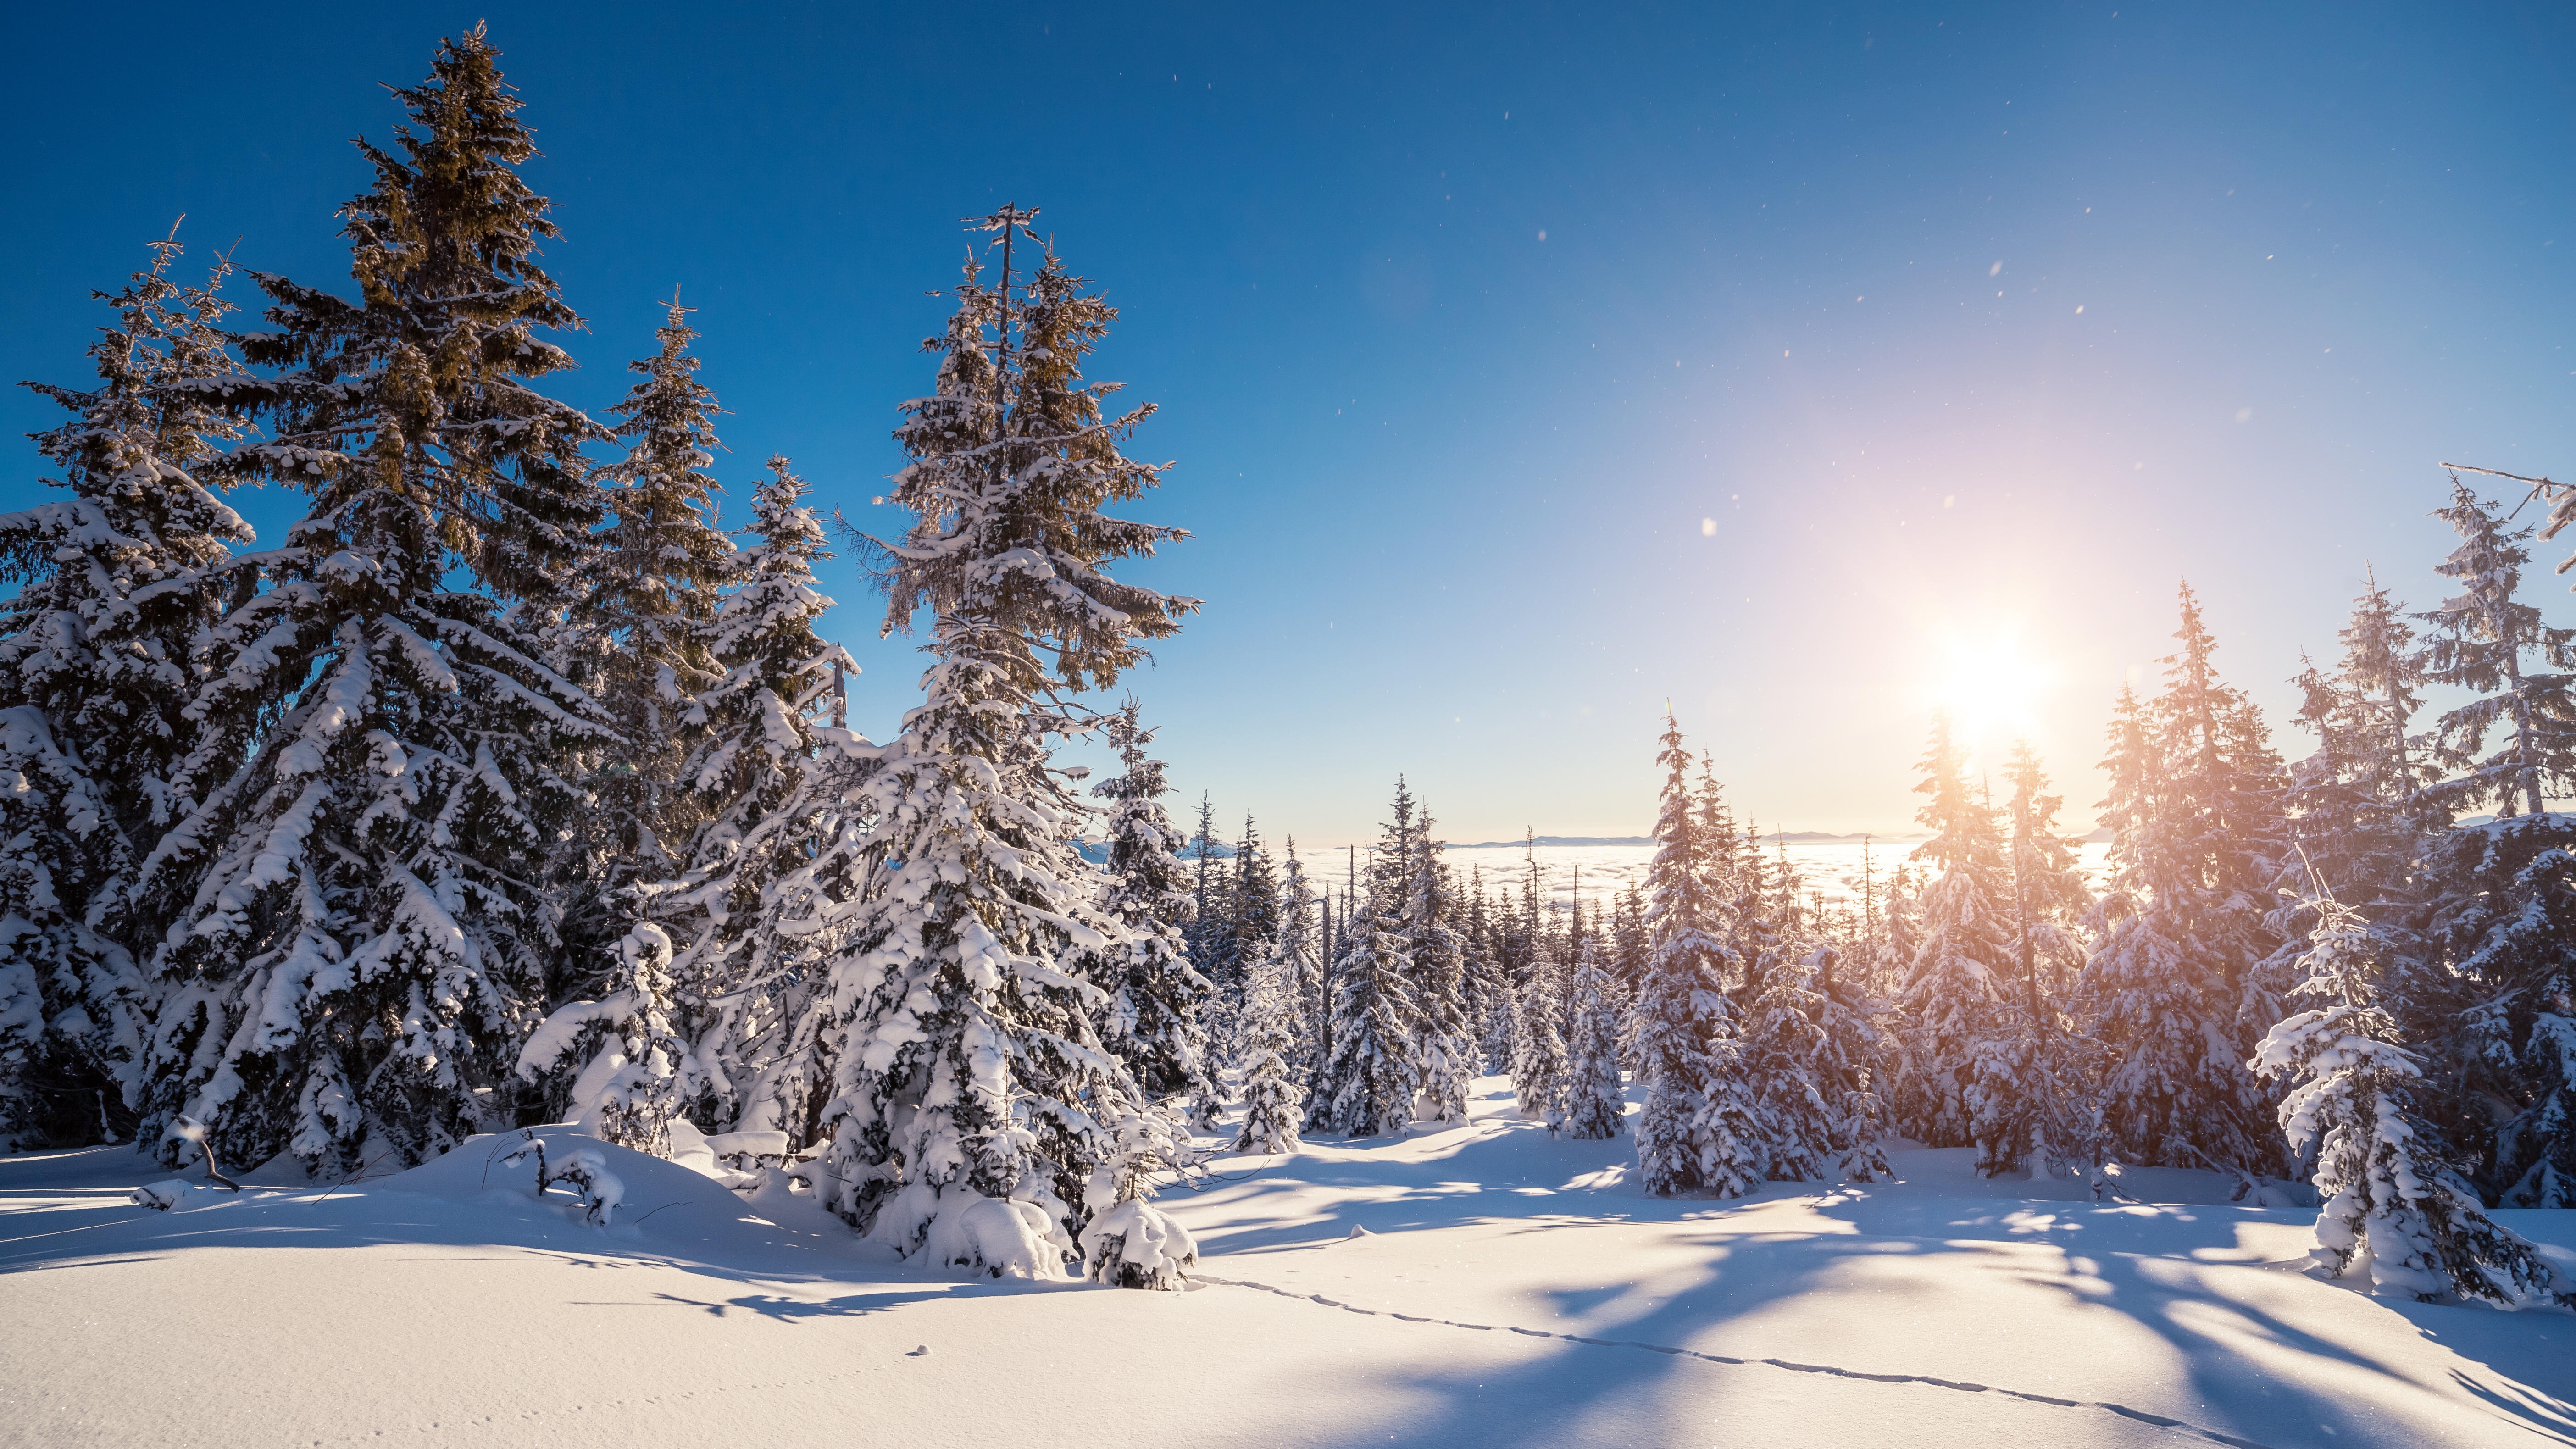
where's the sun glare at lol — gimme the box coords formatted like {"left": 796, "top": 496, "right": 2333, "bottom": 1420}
{"left": 1934, "top": 631, "right": 2051, "bottom": 752}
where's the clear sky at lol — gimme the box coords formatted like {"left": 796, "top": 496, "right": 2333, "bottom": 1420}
{"left": 6, "top": 2, "right": 2574, "bottom": 848}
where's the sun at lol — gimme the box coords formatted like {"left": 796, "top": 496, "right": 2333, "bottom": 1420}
{"left": 1934, "top": 630, "right": 2050, "bottom": 751}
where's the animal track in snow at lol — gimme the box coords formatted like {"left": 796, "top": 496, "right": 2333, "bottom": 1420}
{"left": 1194, "top": 1271, "right": 2280, "bottom": 1449}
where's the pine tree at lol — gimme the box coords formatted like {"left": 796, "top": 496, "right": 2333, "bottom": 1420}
{"left": 1743, "top": 935, "right": 1837, "bottom": 1179}
{"left": 1810, "top": 944, "right": 1892, "bottom": 1180}
{"left": 1312, "top": 793, "right": 1421, "bottom": 1138}
{"left": 2416, "top": 479, "right": 2576, "bottom": 822}
{"left": 1231, "top": 816, "right": 1280, "bottom": 973}
{"left": 136, "top": 29, "right": 617, "bottom": 1174}
{"left": 1559, "top": 899, "right": 1624, "bottom": 1139}
{"left": 1513, "top": 934, "right": 1570, "bottom": 1131}
{"left": 1405, "top": 808, "right": 1476, "bottom": 1124}
{"left": 1503, "top": 838, "right": 1542, "bottom": 1091}
{"left": 2417, "top": 816, "right": 2576, "bottom": 1205}
{"left": 1995, "top": 743, "right": 2099, "bottom": 1177}
{"left": 1463, "top": 874, "right": 1512, "bottom": 1072}
{"left": 0, "top": 233, "right": 252, "bottom": 1147}
{"left": 2403, "top": 485, "right": 2576, "bottom": 1205}
{"left": 2078, "top": 588, "right": 2285, "bottom": 1174}
{"left": 1232, "top": 851, "right": 1308, "bottom": 1154}
{"left": 1891, "top": 714, "right": 2018, "bottom": 1163}
{"left": 2283, "top": 572, "right": 2432, "bottom": 908}
{"left": 2253, "top": 884, "right": 2573, "bottom": 1307}
{"left": 1088, "top": 701, "right": 1213, "bottom": 1105}
{"left": 652, "top": 459, "right": 861, "bottom": 1139}
{"left": 556, "top": 298, "right": 737, "bottom": 999}
{"left": 1610, "top": 885, "right": 1649, "bottom": 1064}
{"left": 1184, "top": 793, "right": 1234, "bottom": 987}
{"left": 809, "top": 222, "right": 1194, "bottom": 1273}
{"left": 1633, "top": 716, "right": 1757, "bottom": 1195}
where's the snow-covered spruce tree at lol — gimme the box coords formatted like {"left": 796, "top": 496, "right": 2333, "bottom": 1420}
{"left": 1277, "top": 841, "right": 1326, "bottom": 1064}
{"left": 1406, "top": 810, "right": 1476, "bottom": 1124}
{"left": 1874, "top": 861, "right": 1923, "bottom": 1004}
{"left": 646, "top": 458, "right": 864, "bottom": 1138}
{"left": 2282, "top": 571, "right": 2432, "bottom": 914}
{"left": 1180, "top": 792, "right": 1233, "bottom": 1122}
{"left": 0, "top": 234, "right": 253, "bottom": 1148}
{"left": 1232, "top": 914, "right": 1306, "bottom": 1155}
{"left": 1087, "top": 700, "right": 1212, "bottom": 1105}
{"left": 2416, "top": 816, "right": 2576, "bottom": 1205}
{"left": 1231, "top": 815, "right": 1280, "bottom": 977}
{"left": 1312, "top": 794, "right": 1421, "bottom": 1138}
{"left": 1513, "top": 936, "right": 1570, "bottom": 1131}
{"left": 1743, "top": 928, "right": 1837, "bottom": 1179}
{"left": 2416, "top": 479, "right": 2576, "bottom": 824}
{"left": 1183, "top": 792, "right": 1234, "bottom": 988}
{"left": 2253, "top": 885, "right": 2574, "bottom": 1307}
{"left": 1610, "top": 885, "right": 1649, "bottom": 1064}
{"left": 1810, "top": 944, "right": 1893, "bottom": 1181}
{"left": 1993, "top": 742, "right": 2100, "bottom": 1177}
{"left": 2404, "top": 485, "right": 2576, "bottom": 1205}
{"left": 1502, "top": 841, "right": 1541, "bottom": 1088}
{"left": 1464, "top": 873, "right": 1512, "bottom": 1071}
{"left": 1891, "top": 714, "right": 2018, "bottom": 1164}
{"left": 514, "top": 922, "right": 694, "bottom": 1154}
{"left": 2076, "top": 588, "right": 2287, "bottom": 1175}
{"left": 139, "top": 29, "right": 616, "bottom": 1174}
{"left": 555, "top": 298, "right": 737, "bottom": 999}
{"left": 1559, "top": 900, "right": 1623, "bottom": 1140}
{"left": 1633, "top": 716, "right": 1760, "bottom": 1195}
{"left": 812, "top": 225, "right": 1198, "bottom": 1278}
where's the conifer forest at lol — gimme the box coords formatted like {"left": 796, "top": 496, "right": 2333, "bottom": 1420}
{"left": 4, "top": 16, "right": 2573, "bottom": 1449}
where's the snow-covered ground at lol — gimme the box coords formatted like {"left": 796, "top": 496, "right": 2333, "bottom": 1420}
{"left": 4, "top": 1077, "right": 2569, "bottom": 1448}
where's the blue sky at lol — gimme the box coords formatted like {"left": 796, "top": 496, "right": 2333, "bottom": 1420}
{"left": 6, "top": 2, "right": 2573, "bottom": 847}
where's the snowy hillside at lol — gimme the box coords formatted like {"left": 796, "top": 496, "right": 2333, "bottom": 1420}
{"left": 6, "top": 1077, "right": 2568, "bottom": 1449}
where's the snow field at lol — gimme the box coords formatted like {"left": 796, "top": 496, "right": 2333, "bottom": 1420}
{"left": 4, "top": 1080, "right": 2570, "bottom": 1449}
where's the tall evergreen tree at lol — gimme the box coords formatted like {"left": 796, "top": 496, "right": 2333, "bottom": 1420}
{"left": 1632, "top": 716, "right": 1756, "bottom": 1196}
{"left": 2406, "top": 485, "right": 2576, "bottom": 1204}
{"left": 0, "top": 233, "right": 252, "bottom": 1147}
{"left": 1231, "top": 815, "right": 1280, "bottom": 973}
{"left": 1405, "top": 809, "right": 1476, "bottom": 1124}
{"left": 644, "top": 459, "right": 861, "bottom": 1140}
{"left": 136, "top": 28, "right": 616, "bottom": 1173}
{"left": 1513, "top": 912, "right": 1571, "bottom": 1130}
{"left": 2282, "top": 571, "right": 2431, "bottom": 908}
{"left": 1088, "top": 701, "right": 1212, "bottom": 1105}
{"left": 1810, "top": 944, "right": 1892, "bottom": 1181}
{"left": 556, "top": 298, "right": 737, "bottom": 998}
{"left": 1994, "top": 742, "right": 2098, "bottom": 1176}
{"left": 1183, "top": 792, "right": 1232, "bottom": 986}
{"left": 2078, "top": 588, "right": 2284, "bottom": 1174}
{"left": 1463, "top": 874, "right": 1512, "bottom": 1071}
{"left": 2253, "top": 883, "right": 2573, "bottom": 1307}
{"left": 1559, "top": 899, "right": 1623, "bottom": 1140}
{"left": 2417, "top": 816, "right": 2576, "bottom": 1205}
{"left": 1312, "top": 792, "right": 1421, "bottom": 1138}
{"left": 808, "top": 225, "right": 1194, "bottom": 1273}
{"left": 1233, "top": 847, "right": 1310, "bottom": 1156}
{"left": 1610, "top": 885, "right": 1649, "bottom": 1060}
{"left": 1891, "top": 714, "right": 2017, "bottom": 1161}
{"left": 1743, "top": 936, "right": 1836, "bottom": 1179}
{"left": 2416, "top": 479, "right": 2576, "bottom": 822}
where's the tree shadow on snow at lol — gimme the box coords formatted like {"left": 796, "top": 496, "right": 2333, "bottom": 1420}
{"left": 1189, "top": 1102, "right": 2576, "bottom": 1449}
